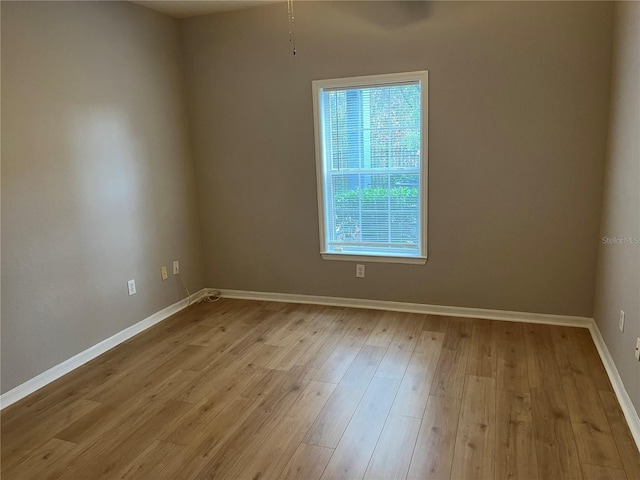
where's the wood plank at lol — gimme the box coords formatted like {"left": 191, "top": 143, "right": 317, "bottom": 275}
{"left": 305, "top": 345, "right": 386, "bottom": 448}
{"left": 1, "top": 364, "right": 126, "bottom": 435}
{"left": 391, "top": 331, "right": 444, "bottom": 418}
{"left": 54, "top": 369, "right": 200, "bottom": 445}
{"left": 112, "top": 440, "right": 184, "bottom": 479}
{"left": 280, "top": 443, "right": 334, "bottom": 480}
{"left": 375, "top": 313, "right": 424, "bottom": 380}
{"left": 496, "top": 389, "right": 538, "bottom": 479}
{"left": 451, "top": 375, "right": 496, "bottom": 480}
{"left": 576, "top": 329, "right": 612, "bottom": 392}
{"left": 188, "top": 320, "right": 246, "bottom": 349}
{"left": 54, "top": 403, "right": 120, "bottom": 444}
{"left": 524, "top": 323, "right": 564, "bottom": 390}
{"left": 158, "top": 396, "right": 260, "bottom": 479}
{"left": 407, "top": 395, "right": 461, "bottom": 480}
{"left": 1, "top": 398, "right": 101, "bottom": 469}
{"left": 87, "top": 367, "right": 200, "bottom": 406}
{"left": 581, "top": 463, "right": 628, "bottom": 480}
{"left": 422, "top": 314, "right": 450, "bottom": 333}
{"left": 295, "top": 315, "right": 344, "bottom": 369}
{"left": 293, "top": 307, "right": 349, "bottom": 369}
{"left": 84, "top": 323, "right": 197, "bottom": 374}
{"left": 160, "top": 376, "right": 267, "bottom": 446}
{"left": 162, "top": 344, "right": 219, "bottom": 372}
{"left": 177, "top": 343, "right": 277, "bottom": 404}
{"left": 56, "top": 400, "right": 193, "bottom": 480}
{"left": 198, "top": 300, "right": 268, "bottom": 330}
{"left": 298, "top": 330, "right": 346, "bottom": 371}
{"left": 196, "top": 299, "right": 264, "bottom": 329}
{"left": 552, "top": 327, "right": 622, "bottom": 469}
{"left": 598, "top": 391, "right": 640, "bottom": 478}
{"left": 239, "top": 368, "right": 288, "bottom": 399}
{"left": 265, "top": 309, "right": 342, "bottom": 372}
{"left": 188, "top": 366, "right": 317, "bottom": 479}
{"left": 363, "top": 414, "right": 421, "bottom": 480}
{"left": 320, "top": 376, "right": 400, "bottom": 480}
{"left": 0, "top": 438, "right": 78, "bottom": 480}
{"left": 430, "top": 317, "right": 472, "bottom": 399}
{"left": 530, "top": 387, "right": 584, "bottom": 480}
{"left": 366, "top": 310, "right": 405, "bottom": 348}
{"left": 224, "top": 322, "right": 274, "bottom": 356}
{"left": 264, "top": 304, "right": 337, "bottom": 348}
{"left": 466, "top": 319, "right": 497, "bottom": 378}
{"left": 274, "top": 305, "right": 328, "bottom": 347}
{"left": 226, "top": 381, "right": 336, "bottom": 480}
{"left": 262, "top": 304, "right": 313, "bottom": 346}
{"left": 496, "top": 322, "right": 529, "bottom": 393}
{"left": 161, "top": 367, "right": 287, "bottom": 446}
{"left": 314, "top": 310, "right": 377, "bottom": 383}
{"left": 127, "top": 324, "right": 217, "bottom": 374}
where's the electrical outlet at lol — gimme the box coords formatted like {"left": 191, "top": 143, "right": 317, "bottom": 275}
{"left": 356, "top": 264, "right": 365, "bottom": 278}
{"left": 127, "top": 279, "right": 136, "bottom": 296}
{"left": 161, "top": 266, "right": 168, "bottom": 281}
{"left": 635, "top": 337, "right": 640, "bottom": 361}
{"left": 173, "top": 260, "right": 179, "bottom": 275}
{"left": 619, "top": 310, "right": 625, "bottom": 332}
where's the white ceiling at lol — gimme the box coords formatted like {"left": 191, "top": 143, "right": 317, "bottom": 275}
{"left": 133, "top": 0, "right": 282, "bottom": 18}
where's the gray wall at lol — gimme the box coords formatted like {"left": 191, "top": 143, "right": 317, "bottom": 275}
{"left": 594, "top": 2, "right": 640, "bottom": 414}
{"left": 181, "top": 1, "right": 613, "bottom": 317}
{"left": 1, "top": 1, "right": 205, "bottom": 393}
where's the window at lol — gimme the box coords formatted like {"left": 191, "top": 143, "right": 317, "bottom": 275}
{"left": 312, "top": 71, "right": 428, "bottom": 264}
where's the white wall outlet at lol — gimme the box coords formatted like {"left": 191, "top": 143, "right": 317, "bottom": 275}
{"left": 635, "top": 337, "right": 640, "bottom": 361}
{"left": 619, "top": 310, "right": 625, "bottom": 332}
{"left": 356, "top": 264, "right": 365, "bottom": 278}
{"left": 161, "top": 266, "right": 168, "bottom": 281}
{"left": 127, "top": 279, "right": 136, "bottom": 296}
{"left": 173, "top": 260, "right": 179, "bottom": 275}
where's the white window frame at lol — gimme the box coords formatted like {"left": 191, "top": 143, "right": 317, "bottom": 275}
{"left": 312, "top": 71, "right": 428, "bottom": 265}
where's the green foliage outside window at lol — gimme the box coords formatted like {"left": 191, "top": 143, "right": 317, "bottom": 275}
{"left": 333, "top": 187, "right": 419, "bottom": 244}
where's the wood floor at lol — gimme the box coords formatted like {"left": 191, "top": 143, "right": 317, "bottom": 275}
{"left": 2, "top": 299, "right": 639, "bottom": 480}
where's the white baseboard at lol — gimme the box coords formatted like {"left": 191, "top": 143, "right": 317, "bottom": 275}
{"left": 588, "top": 321, "right": 640, "bottom": 451}
{"left": 220, "top": 288, "right": 639, "bottom": 451}
{"left": 220, "top": 289, "right": 592, "bottom": 328}
{"left": 0, "top": 288, "right": 210, "bottom": 410}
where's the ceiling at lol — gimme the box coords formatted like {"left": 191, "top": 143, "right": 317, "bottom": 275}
{"left": 133, "top": 0, "right": 282, "bottom": 18}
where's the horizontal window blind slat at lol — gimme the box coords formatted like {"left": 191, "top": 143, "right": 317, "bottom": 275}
{"left": 321, "top": 80, "right": 420, "bottom": 92}
{"left": 328, "top": 241, "right": 419, "bottom": 247}
{"left": 327, "top": 168, "right": 420, "bottom": 175}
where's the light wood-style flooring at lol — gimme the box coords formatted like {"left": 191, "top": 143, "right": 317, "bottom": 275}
{"left": 2, "top": 299, "right": 639, "bottom": 479}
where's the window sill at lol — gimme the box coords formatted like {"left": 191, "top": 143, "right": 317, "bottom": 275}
{"left": 320, "top": 253, "right": 427, "bottom": 265}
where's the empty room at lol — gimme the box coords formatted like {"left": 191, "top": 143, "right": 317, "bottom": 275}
{"left": 1, "top": 0, "right": 639, "bottom": 479}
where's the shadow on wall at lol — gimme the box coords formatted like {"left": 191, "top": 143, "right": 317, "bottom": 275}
{"left": 71, "top": 108, "right": 158, "bottom": 302}
{"left": 325, "top": 1, "right": 434, "bottom": 29}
